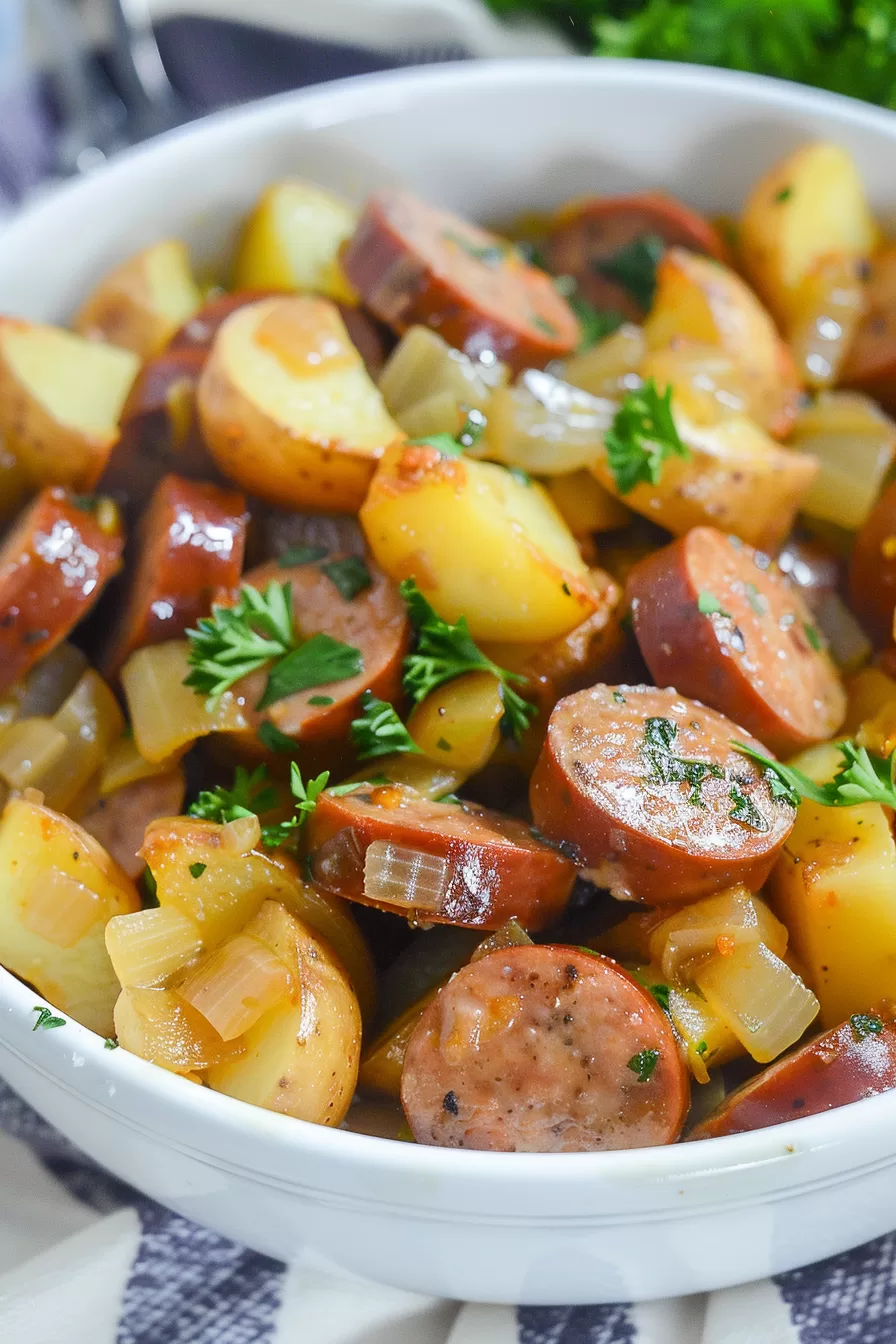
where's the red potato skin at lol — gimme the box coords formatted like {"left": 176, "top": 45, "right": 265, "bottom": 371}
{"left": 546, "top": 191, "right": 729, "bottom": 321}
{"left": 341, "top": 189, "right": 580, "bottom": 372}
{"left": 626, "top": 527, "right": 846, "bottom": 757}
{"left": 307, "top": 785, "right": 576, "bottom": 930}
{"left": 529, "top": 683, "right": 796, "bottom": 905}
{"left": 849, "top": 479, "right": 896, "bottom": 647}
{"left": 80, "top": 770, "right": 186, "bottom": 878}
{"left": 102, "top": 474, "right": 248, "bottom": 678}
{"left": 691, "top": 1009, "right": 896, "bottom": 1139}
{"left": 230, "top": 556, "right": 410, "bottom": 753}
{"left": 0, "top": 488, "right": 123, "bottom": 694}
{"left": 401, "top": 945, "right": 689, "bottom": 1152}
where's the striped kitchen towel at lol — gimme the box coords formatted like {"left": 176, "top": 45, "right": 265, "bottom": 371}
{"left": 1, "top": 1076, "right": 895, "bottom": 1344}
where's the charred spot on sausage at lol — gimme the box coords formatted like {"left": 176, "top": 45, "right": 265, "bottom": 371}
{"left": 443, "top": 1090, "right": 460, "bottom": 1115}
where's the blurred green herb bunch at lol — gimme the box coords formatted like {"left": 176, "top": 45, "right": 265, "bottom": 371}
{"left": 484, "top": 1, "right": 896, "bottom": 110}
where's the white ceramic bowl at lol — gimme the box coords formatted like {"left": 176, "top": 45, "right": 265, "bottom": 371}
{"left": 3, "top": 59, "right": 896, "bottom": 1306}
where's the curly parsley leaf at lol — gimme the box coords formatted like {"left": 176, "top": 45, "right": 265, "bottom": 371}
{"left": 350, "top": 690, "right": 422, "bottom": 761}
{"left": 605, "top": 379, "right": 689, "bottom": 495}
{"left": 189, "top": 765, "right": 279, "bottom": 825}
{"left": 698, "top": 590, "right": 731, "bottom": 618}
{"left": 594, "top": 233, "right": 665, "bottom": 311}
{"left": 257, "top": 762, "right": 331, "bottom": 846}
{"left": 732, "top": 738, "right": 896, "bottom": 811}
{"left": 32, "top": 1006, "right": 66, "bottom": 1031}
{"left": 399, "top": 579, "right": 537, "bottom": 742}
{"left": 320, "top": 556, "right": 372, "bottom": 601}
{"left": 850, "top": 1012, "right": 884, "bottom": 1040}
{"left": 256, "top": 633, "right": 363, "bottom": 711}
{"left": 627, "top": 1047, "right": 660, "bottom": 1083}
{"left": 641, "top": 716, "right": 723, "bottom": 805}
{"left": 728, "top": 783, "right": 770, "bottom": 832}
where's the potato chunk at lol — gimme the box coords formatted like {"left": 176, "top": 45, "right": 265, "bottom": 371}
{"left": 233, "top": 180, "right": 358, "bottom": 302}
{"left": 74, "top": 240, "right": 202, "bottom": 359}
{"left": 360, "top": 442, "right": 596, "bottom": 641}
{"left": 206, "top": 900, "right": 361, "bottom": 1125}
{"left": 767, "top": 742, "right": 896, "bottom": 1028}
{"left": 0, "top": 796, "right": 140, "bottom": 1034}
{"left": 0, "top": 319, "right": 139, "bottom": 491}
{"left": 740, "top": 142, "right": 878, "bottom": 328}
{"left": 643, "top": 248, "right": 800, "bottom": 437}
{"left": 197, "top": 296, "right": 401, "bottom": 512}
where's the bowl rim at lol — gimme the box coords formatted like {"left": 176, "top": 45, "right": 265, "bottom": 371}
{"left": 3, "top": 55, "right": 896, "bottom": 1192}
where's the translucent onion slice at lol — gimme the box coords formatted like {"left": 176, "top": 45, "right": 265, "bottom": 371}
{"left": 650, "top": 886, "right": 788, "bottom": 984}
{"left": 788, "top": 255, "right": 866, "bottom": 389}
{"left": 694, "top": 942, "right": 820, "bottom": 1063}
{"left": 0, "top": 718, "right": 69, "bottom": 791}
{"left": 813, "top": 590, "right": 872, "bottom": 674}
{"left": 789, "top": 391, "right": 896, "bottom": 530}
{"left": 363, "top": 841, "right": 448, "bottom": 913}
{"left": 114, "top": 986, "right": 243, "bottom": 1073}
{"left": 17, "top": 643, "right": 88, "bottom": 719}
{"left": 106, "top": 906, "right": 203, "bottom": 988}
{"left": 667, "top": 985, "right": 743, "bottom": 1084}
{"left": 177, "top": 933, "right": 293, "bottom": 1041}
{"left": 346, "top": 755, "right": 465, "bottom": 802}
{"left": 640, "top": 344, "right": 751, "bottom": 427}
{"left": 37, "top": 671, "right": 124, "bottom": 811}
{"left": 481, "top": 370, "right": 615, "bottom": 476}
{"left": 378, "top": 324, "right": 504, "bottom": 418}
{"left": 100, "top": 734, "right": 184, "bottom": 796}
{"left": 220, "top": 814, "right": 261, "bottom": 856}
{"left": 395, "top": 391, "right": 465, "bottom": 441}
{"left": 21, "top": 867, "right": 105, "bottom": 948}
{"left": 120, "top": 640, "right": 250, "bottom": 764}
{"left": 471, "top": 917, "right": 533, "bottom": 962}
{"left": 562, "top": 323, "right": 646, "bottom": 398}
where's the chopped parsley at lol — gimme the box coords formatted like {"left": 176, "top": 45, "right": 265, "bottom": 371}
{"left": 604, "top": 379, "right": 689, "bottom": 495}
{"left": 184, "top": 581, "right": 362, "bottom": 709}
{"left": 104, "top": 1038, "right": 119, "bottom": 1050}
{"left": 650, "top": 982, "right": 671, "bottom": 1013}
{"left": 189, "top": 862, "right": 207, "bottom": 879}
{"left": 627, "top": 1048, "right": 660, "bottom": 1083}
{"left": 744, "top": 582, "right": 767, "bottom": 617}
{"left": 142, "top": 866, "right": 159, "bottom": 908}
{"left": 399, "top": 579, "right": 536, "bottom": 742}
{"left": 308, "top": 695, "right": 335, "bottom": 707}
{"left": 189, "top": 764, "right": 278, "bottom": 825}
{"left": 696, "top": 1040, "right": 709, "bottom": 1056}
{"left": 803, "top": 622, "right": 822, "bottom": 652}
{"left": 442, "top": 230, "right": 508, "bottom": 267}
{"left": 775, "top": 186, "right": 793, "bottom": 204}
{"left": 613, "top": 690, "right": 627, "bottom": 704}
{"left": 728, "top": 783, "right": 769, "bottom": 833}
{"left": 532, "top": 314, "right": 558, "bottom": 337}
{"left": 408, "top": 411, "right": 486, "bottom": 459}
{"left": 350, "top": 690, "right": 421, "bottom": 761}
{"left": 32, "top": 1006, "right": 65, "bottom": 1031}
{"left": 257, "top": 722, "right": 296, "bottom": 754}
{"left": 698, "top": 590, "right": 731, "bottom": 618}
{"left": 642, "top": 716, "right": 723, "bottom": 805}
{"left": 259, "top": 763, "right": 331, "bottom": 845}
{"left": 850, "top": 1013, "right": 884, "bottom": 1040}
{"left": 733, "top": 738, "right": 896, "bottom": 812}
{"left": 594, "top": 233, "right": 665, "bottom": 311}
{"left": 278, "top": 544, "right": 328, "bottom": 567}
{"left": 320, "top": 555, "right": 372, "bottom": 601}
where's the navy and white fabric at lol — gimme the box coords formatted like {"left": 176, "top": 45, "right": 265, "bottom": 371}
{"left": 1, "top": 1074, "right": 894, "bottom": 1343}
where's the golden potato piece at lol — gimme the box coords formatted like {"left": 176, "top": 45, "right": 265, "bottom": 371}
{"left": 767, "top": 742, "right": 896, "bottom": 1029}
{"left": 74, "top": 240, "right": 202, "bottom": 359}
{"left": 0, "top": 319, "right": 139, "bottom": 491}
{"left": 233, "top": 179, "right": 358, "bottom": 302}
{"left": 0, "top": 796, "right": 140, "bottom": 1035}
{"left": 360, "top": 441, "right": 596, "bottom": 641}
{"left": 590, "top": 410, "right": 817, "bottom": 553}
{"left": 643, "top": 248, "right": 800, "bottom": 438}
{"left": 740, "top": 142, "right": 878, "bottom": 328}
{"left": 206, "top": 900, "right": 361, "bottom": 1125}
{"left": 197, "top": 295, "right": 402, "bottom": 512}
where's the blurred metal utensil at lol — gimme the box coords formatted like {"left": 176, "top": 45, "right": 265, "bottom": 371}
{"left": 107, "top": 0, "right": 184, "bottom": 140}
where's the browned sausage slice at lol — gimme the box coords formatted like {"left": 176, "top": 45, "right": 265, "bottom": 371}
{"left": 691, "top": 1009, "right": 896, "bottom": 1139}
{"left": 529, "top": 683, "right": 796, "bottom": 905}
{"left": 626, "top": 527, "right": 846, "bottom": 757}
{"left": 233, "top": 556, "right": 410, "bottom": 754}
{"left": 841, "top": 246, "right": 896, "bottom": 416}
{"left": 102, "top": 474, "right": 247, "bottom": 677}
{"left": 342, "top": 189, "right": 580, "bottom": 371}
{"left": 849, "top": 479, "right": 896, "bottom": 647}
{"left": 0, "top": 489, "right": 124, "bottom": 694}
{"left": 167, "top": 290, "right": 279, "bottom": 354}
{"left": 80, "top": 770, "right": 186, "bottom": 878}
{"left": 401, "top": 944, "right": 689, "bottom": 1151}
{"left": 546, "top": 192, "right": 729, "bottom": 321}
{"left": 307, "top": 784, "right": 576, "bottom": 930}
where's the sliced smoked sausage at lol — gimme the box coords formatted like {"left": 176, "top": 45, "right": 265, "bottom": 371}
{"left": 0, "top": 489, "right": 123, "bottom": 694}
{"left": 234, "top": 555, "right": 410, "bottom": 752}
{"left": 102, "top": 474, "right": 247, "bottom": 677}
{"left": 81, "top": 769, "right": 186, "bottom": 878}
{"left": 307, "top": 784, "right": 576, "bottom": 930}
{"left": 401, "top": 944, "right": 689, "bottom": 1151}
{"left": 626, "top": 527, "right": 846, "bottom": 757}
{"left": 546, "top": 192, "right": 729, "bottom": 322}
{"left": 341, "top": 189, "right": 580, "bottom": 371}
{"left": 849, "top": 479, "right": 896, "bottom": 646}
{"left": 691, "top": 1009, "right": 896, "bottom": 1139}
{"left": 529, "top": 683, "right": 796, "bottom": 905}
{"left": 841, "top": 246, "right": 896, "bottom": 416}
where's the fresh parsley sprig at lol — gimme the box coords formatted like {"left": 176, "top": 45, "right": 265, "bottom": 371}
{"left": 732, "top": 738, "right": 896, "bottom": 811}
{"left": 350, "top": 690, "right": 422, "bottom": 761}
{"left": 184, "top": 581, "right": 363, "bottom": 709}
{"left": 189, "top": 762, "right": 329, "bottom": 847}
{"left": 399, "top": 579, "right": 537, "bottom": 742}
{"left": 605, "top": 379, "right": 690, "bottom": 495}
